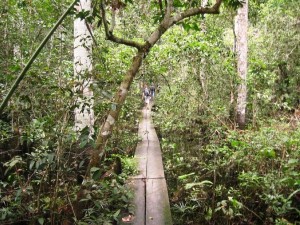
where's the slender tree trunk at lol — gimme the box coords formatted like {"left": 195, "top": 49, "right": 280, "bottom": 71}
{"left": 199, "top": 0, "right": 209, "bottom": 103}
{"left": 74, "top": 0, "right": 94, "bottom": 135}
{"left": 87, "top": 0, "right": 224, "bottom": 172}
{"left": 87, "top": 8, "right": 172, "bottom": 171}
{"left": 88, "top": 51, "right": 144, "bottom": 170}
{"left": 87, "top": 14, "right": 173, "bottom": 170}
{"left": 234, "top": 0, "right": 248, "bottom": 129}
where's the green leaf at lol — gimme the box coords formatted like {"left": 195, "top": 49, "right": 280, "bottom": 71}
{"left": 178, "top": 172, "right": 195, "bottom": 180}
{"left": 91, "top": 167, "right": 101, "bottom": 180}
{"left": 113, "top": 209, "right": 121, "bottom": 220}
{"left": 4, "top": 156, "right": 24, "bottom": 175}
{"left": 205, "top": 207, "right": 212, "bottom": 221}
{"left": 38, "top": 217, "right": 44, "bottom": 225}
{"left": 230, "top": 140, "right": 240, "bottom": 147}
{"left": 8, "top": 156, "right": 23, "bottom": 168}
{"left": 223, "top": 0, "right": 244, "bottom": 9}
{"left": 90, "top": 167, "right": 100, "bottom": 173}
{"left": 79, "top": 160, "right": 85, "bottom": 168}
{"left": 76, "top": 10, "right": 91, "bottom": 20}
{"left": 111, "top": 103, "right": 117, "bottom": 111}
{"left": 182, "top": 23, "right": 191, "bottom": 31}
{"left": 191, "top": 23, "right": 200, "bottom": 31}
{"left": 287, "top": 158, "right": 298, "bottom": 165}
{"left": 174, "top": 0, "right": 184, "bottom": 7}
{"left": 47, "top": 153, "right": 55, "bottom": 163}
{"left": 80, "top": 139, "right": 88, "bottom": 148}
{"left": 29, "top": 160, "right": 35, "bottom": 170}
{"left": 185, "top": 180, "right": 213, "bottom": 190}
{"left": 261, "top": 148, "right": 276, "bottom": 158}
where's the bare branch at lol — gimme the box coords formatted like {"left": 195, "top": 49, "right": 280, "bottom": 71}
{"left": 100, "top": 1, "right": 144, "bottom": 50}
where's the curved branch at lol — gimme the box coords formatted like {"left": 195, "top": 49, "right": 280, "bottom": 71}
{"left": 172, "top": 0, "right": 223, "bottom": 24}
{"left": 100, "top": 1, "right": 144, "bottom": 50}
{"left": 147, "top": 0, "right": 223, "bottom": 48}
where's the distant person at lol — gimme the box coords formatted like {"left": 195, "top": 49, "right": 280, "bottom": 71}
{"left": 150, "top": 83, "right": 155, "bottom": 99}
{"left": 143, "top": 85, "right": 151, "bottom": 109}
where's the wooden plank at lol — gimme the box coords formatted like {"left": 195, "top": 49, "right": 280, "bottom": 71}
{"left": 146, "top": 178, "right": 172, "bottom": 225}
{"left": 146, "top": 125, "right": 159, "bottom": 141}
{"left": 130, "top": 106, "right": 172, "bottom": 225}
{"left": 146, "top": 143, "right": 165, "bottom": 179}
{"left": 120, "top": 179, "right": 145, "bottom": 225}
{"left": 133, "top": 141, "right": 148, "bottom": 179}
{"left": 132, "top": 179, "right": 146, "bottom": 225}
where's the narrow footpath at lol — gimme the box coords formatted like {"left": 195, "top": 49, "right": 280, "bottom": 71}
{"left": 129, "top": 106, "right": 172, "bottom": 225}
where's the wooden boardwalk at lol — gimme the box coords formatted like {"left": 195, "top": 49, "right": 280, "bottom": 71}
{"left": 127, "top": 106, "right": 172, "bottom": 225}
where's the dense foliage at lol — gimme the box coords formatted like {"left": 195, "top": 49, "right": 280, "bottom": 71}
{"left": 0, "top": 0, "right": 299, "bottom": 224}
{"left": 151, "top": 1, "right": 300, "bottom": 224}
{"left": 0, "top": 0, "right": 140, "bottom": 224}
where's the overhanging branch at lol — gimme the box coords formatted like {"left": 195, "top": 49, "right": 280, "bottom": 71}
{"left": 172, "top": 0, "right": 223, "bottom": 24}
{"left": 147, "top": 0, "right": 224, "bottom": 48}
{"left": 100, "top": 1, "right": 144, "bottom": 50}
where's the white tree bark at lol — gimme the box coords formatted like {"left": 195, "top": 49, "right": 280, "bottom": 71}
{"left": 74, "top": 0, "right": 94, "bottom": 135}
{"left": 199, "top": 0, "right": 209, "bottom": 102}
{"left": 235, "top": 0, "right": 248, "bottom": 129}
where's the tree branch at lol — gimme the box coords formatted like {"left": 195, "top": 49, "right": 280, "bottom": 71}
{"left": 87, "top": 50, "right": 144, "bottom": 170}
{"left": 87, "top": 0, "right": 226, "bottom": 173}
{"left": 100, "top": 1, "right": 144, "bottom": 50}
{"left": 166, "top": 0, "right": 174, "bottom": 17}
{"left": 147, "top": 0, "right": 223, "bottom": 48}
{"left": 85, "top": 20, "right": 98, "bottom": 46}
{"left": 172, "top": 0, "right": 223, "bottom": 24}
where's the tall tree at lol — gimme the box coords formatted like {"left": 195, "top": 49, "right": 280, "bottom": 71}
{"left": 74, "top": 0, "right": 94, "bottom": 135}
{"left": 88, "top": 0, "right": 232, "bottom": 170}
{"left": 234, "top": 0, "right": 248, "bottom": 129}
{"left": 199, "top": 0, "right": 209, "bottom": 103}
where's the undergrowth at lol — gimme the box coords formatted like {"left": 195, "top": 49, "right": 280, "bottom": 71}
{"left": 157, "top": 118, "right": 300, "bottom": 225}
{"left": 0, "top": 98, "right": 140, "bottom": 225}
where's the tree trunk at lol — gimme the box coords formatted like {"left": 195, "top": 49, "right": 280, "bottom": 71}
{"left": 199, "top": 0, "right": 209, "bottom": 103}
{"left": 74, "top": 0, "right": 94, "bottom": 135}
{"left": 87, "top": 15, "right": 173, "bottom": 171}
{"left": 88, "top": 51, "right": 144, "bottom": 171}
{"left": 234, "top": 0, "right": 248, "bottom": 129}
{"left": 86, "top": 0, "right": 224, "bottom": 173}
